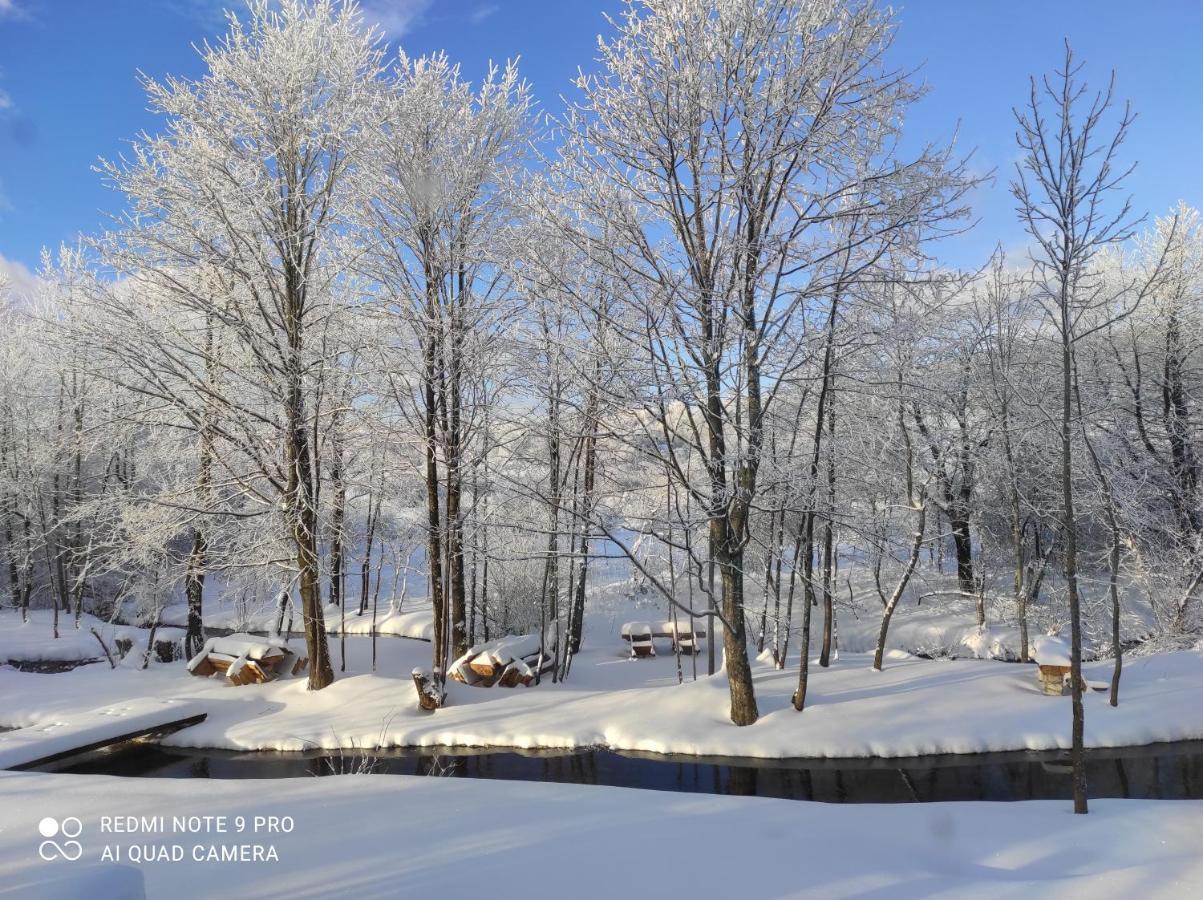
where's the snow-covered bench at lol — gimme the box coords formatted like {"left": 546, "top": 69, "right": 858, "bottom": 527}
{"left": 621, "top": 622, "right": 656, "bottom": 658}
{"left": 653, "top": 619, "right": 707, "bottom": 641}
{"left": 620, "top": 619, "right": 707, "bottom": 656}
{"left": 187, "top": 633, "right": 307, "bottom": 685}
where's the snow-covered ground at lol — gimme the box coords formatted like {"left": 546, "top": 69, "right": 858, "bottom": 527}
{"left": 0, "top": 610, "right": 141, "bottom": 665}
{"left": 158, "top": 599, "right": 435, "bottom": 641}
{"left": 0, "top": 771, "right": 1199, "bottom": 898}
{"left": 0, "top": 603, "right": 433, "bottom": 666}
{"left": 2, "top": 625, "right": 1202, "bottom": 759}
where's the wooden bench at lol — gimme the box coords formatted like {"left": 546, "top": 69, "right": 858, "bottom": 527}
{"left": 621, "top": 622, "right": 656, "bottom": 658}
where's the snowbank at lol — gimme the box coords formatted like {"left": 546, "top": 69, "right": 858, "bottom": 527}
{"left": 2, "top": 632, "right": 1202, "bottom": 761}
{"left": 156, "top": 601, "right": 434, "bottom": 641}
{"left": 0, "top": 610, "right": 116, "bottom": 664}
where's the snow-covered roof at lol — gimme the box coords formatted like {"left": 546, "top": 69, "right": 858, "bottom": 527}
{"left": 1032, "top": 635, "right": 1071, "bottom": 667}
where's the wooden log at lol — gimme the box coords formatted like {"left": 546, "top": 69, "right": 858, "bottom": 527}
{"left": 232, "top": 660, "right": 268, "bottom": 685}
{"left": 469, "top": 657, "right": 499, "bottom": 680}
{"left": 189, "top": 657, "right": 217, "bottom": 678}
{"left": 469, "top": 655, "right": 505, "bottom": 686}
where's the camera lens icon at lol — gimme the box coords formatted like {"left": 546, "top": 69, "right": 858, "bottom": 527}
{"left": 38, "top": 817, "right": 83, "bottom": 861}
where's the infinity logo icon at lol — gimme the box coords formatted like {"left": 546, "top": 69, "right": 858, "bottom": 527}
{"left": 38, "top": 817, "right": 83, "bottom": 861}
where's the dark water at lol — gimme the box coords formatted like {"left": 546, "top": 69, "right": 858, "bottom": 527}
{"left": 34, "top": 740, "right": 1203, "bottom": 804}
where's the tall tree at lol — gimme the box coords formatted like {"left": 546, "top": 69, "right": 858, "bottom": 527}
{"left": 95, "top": 0, "right": 383, "bottom": 689}
{"left": 1012, "top": 41, "right": 1160, "bottom": 813}
{"left": 563, "top": 0, "right": 969, "bottom": 726}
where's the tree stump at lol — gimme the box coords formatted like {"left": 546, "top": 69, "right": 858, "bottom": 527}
{"left": 154, "top": 638, "right": 181, "bottom": 663}
{"left": 412, "top": 668, "right": 445, "bottom": 711}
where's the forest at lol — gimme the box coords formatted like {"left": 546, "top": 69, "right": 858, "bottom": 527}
{"left": 2, "top": 0, "right": 1203, "bottom": 834}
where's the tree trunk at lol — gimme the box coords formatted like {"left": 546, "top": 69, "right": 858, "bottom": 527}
{"left": 717, "top": 539, "right": 758, "bottom": 725}
{"left": 184, "top": 530, "right": 207, "bottom": 660}
{"left": 569, "top": 386, "right": 598, "bottom": 655}
{"left": 1061, "top": 317, "right": 1087, "bottom": 814}
{"left": 873, "top": 502, "right": 927, "bottom": 671}
{"left": 283, "top": 255, "right": 332, "bottom": 690}
{"left": 819, "top": 401, "right": 837, "bottom": 667}
{"left": 423, "top": 354, "right": 447, "bottom": 679}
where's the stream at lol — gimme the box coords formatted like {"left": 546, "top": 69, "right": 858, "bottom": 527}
{"left": 31, "top": 739, "right": 1203, "bottom": 804}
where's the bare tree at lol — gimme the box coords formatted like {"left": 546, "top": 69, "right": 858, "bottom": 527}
{"left": 1011, "top": 40, "right": 1165, "bottom": 813}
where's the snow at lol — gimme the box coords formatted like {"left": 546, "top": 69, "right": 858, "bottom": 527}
{"left": 1033, "top": 635, "right": 1073, "bottom": 667}
{"left": 0, "top": 610, "right": 119, "bottom": 664}
{"left": 4, "top": 865, "right": 146, "bottom": 900}
{"left": 186, "top": 633, "right": 292, "bottom": 673}
{"left": 0, "top": 699, "right": 205, "bottom": 770}
{"left": 0, "top": 771, "right": 1200, "bottom": 898}
{"left": 3, "top": 629, "right": 1202, "bottom": 760}
{"left": 157, "top": 600, "right": 434, "bottom": 642}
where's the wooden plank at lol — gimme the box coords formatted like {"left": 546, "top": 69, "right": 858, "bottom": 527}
{"left": 0, "top": 701, "right": 207, "bottom": 771}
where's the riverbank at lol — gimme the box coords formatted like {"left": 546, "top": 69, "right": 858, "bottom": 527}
{"left": 2, "top": 630, "right": 1202, "bottom": 760}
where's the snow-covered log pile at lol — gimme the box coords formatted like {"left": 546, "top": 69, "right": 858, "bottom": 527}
{"left": 1032, "top": 635, "right": 1073, "bottom": 695}
{"left": 1032, "top": 635, "right": 1072, "bottom": 667}
{"left": 186, "top": 634, "right": 306, "bottom": 685}
{"left": 449, "top": 632, "right": 556, "bottom": 687}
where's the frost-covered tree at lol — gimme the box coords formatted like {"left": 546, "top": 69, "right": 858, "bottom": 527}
{"left": 559, "top": 0, "right": 971, "bottom": 724}
{"left": 93, "top": 0, "right": 384, "bottom": 689}
{"left": 360, "top": 50, "right": 534, "bottom": 690}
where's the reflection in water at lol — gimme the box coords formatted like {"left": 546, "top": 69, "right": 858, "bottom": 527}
{"left": 37, "top": 740, "right": 1203, "bottom": 804}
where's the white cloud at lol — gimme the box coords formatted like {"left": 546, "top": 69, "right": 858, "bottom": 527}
{"left": 0, "top": 0, "right": 25, "bottom": 20}
{"left": 0, "top": 254, "right": 42, "bottom": 304}
{"left": 468, "top": 3, "right": 499, "bottom": 25}
{"left": 0, "top": 89, "right": 11, "bottom": 111}
{"left": 359, "top": 0, "right": 433, "bottom": 38}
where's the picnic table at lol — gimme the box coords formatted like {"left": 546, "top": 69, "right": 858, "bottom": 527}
{"left": 621, "top": 619, "right": 708, "bottom": 657}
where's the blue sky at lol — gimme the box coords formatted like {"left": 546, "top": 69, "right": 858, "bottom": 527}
{"left": 1, "top": 0, "right": 1200, "bottom": 287}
